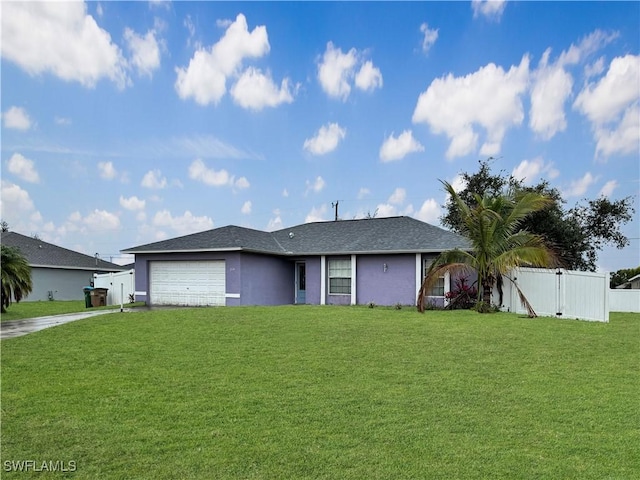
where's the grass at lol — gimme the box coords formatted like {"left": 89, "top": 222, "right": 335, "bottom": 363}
{"left": 0, "top": 300, "right": 145, "bottom": 322}
{"left": 1, "top": 306, "right": 638, "bottom": 479}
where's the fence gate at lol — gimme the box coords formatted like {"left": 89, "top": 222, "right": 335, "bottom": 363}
{"left": 498, "top": 268, "right": 609, "bottom": 322}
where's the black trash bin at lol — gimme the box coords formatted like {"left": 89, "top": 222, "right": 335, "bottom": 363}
{"left": 83, "top": 286, "right": 94, "bottom": 308}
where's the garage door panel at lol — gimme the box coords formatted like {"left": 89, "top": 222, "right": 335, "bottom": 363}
{"left": 150, "top": 261, "right": 225, "bottom": 306}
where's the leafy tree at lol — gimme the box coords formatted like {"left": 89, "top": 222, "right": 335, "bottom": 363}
{"left": 418, "top": 181, "right": 557, "bottom": 316}
{"left": 1, "top": 220, "right": 9, "bottom": 232}
{"left": 610, "top": 266, "right": 640, "bottom": 289}
{"left": 442, "top": 158, "right": 634, "bottom": 271}
{"left": 1, "top": 245, "right": 33, "bottom": 314}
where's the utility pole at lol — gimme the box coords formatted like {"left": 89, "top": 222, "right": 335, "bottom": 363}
{"left": 331, "top": 200, "right": 339, "bottom": 221}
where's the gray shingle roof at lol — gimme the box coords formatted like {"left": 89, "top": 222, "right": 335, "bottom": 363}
{"left": 122, "top": 225, "right": 284, "bottom": 254}
{"left": 1, "top": 232, "right": 125, "bottom": 271}
{"left": 273, "top": 216, "right": 470, "bottom": 254}
{"left": 122, "top": 217, "right": 470, "bottom": 255}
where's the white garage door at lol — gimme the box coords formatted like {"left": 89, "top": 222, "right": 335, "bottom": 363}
{"left": 149, "top": 261, "right": 226, "bottom": 306}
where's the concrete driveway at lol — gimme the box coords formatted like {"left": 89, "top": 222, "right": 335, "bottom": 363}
{"left": 1, "top": 309, "right": 134, "bottom": 340}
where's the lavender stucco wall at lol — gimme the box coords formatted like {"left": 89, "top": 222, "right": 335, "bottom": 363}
{"left": 356, "top": 254, "right": 416, "bottom": 306}
{"left": 239, "top": 253, "right": 294, "bottom": 305}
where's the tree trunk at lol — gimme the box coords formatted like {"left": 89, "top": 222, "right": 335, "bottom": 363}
{"left": 482, "top": 283, "right": 492, "bottom": 306}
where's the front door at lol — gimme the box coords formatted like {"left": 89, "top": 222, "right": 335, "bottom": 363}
{"left": 295, "top": 262, "right": 306, "bottom": 304}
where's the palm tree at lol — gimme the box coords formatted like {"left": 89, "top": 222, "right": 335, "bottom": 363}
{"left": 417, "top": 181, "right": 558, "bottom": 316}
{"left": 1, "top": 245, "right": 33, "bottom": 313}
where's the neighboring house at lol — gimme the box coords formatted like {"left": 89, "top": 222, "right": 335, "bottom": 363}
{"left": 616, "top": 273, "right": 640, "bottom": 289}
{"left": 1, "top": 232, "right": 125, "bottom": 301}
{"left": 121, "top": 216, "right": 470, "bottom": 307}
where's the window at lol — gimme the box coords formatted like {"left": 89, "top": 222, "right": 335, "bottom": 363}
{"left": 423, "top": 258, "right": 445, "bottom": 297}
{"left": 329, "top": 259, "right": 351, "bottom": 294}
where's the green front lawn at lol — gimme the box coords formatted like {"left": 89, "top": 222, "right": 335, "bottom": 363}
{"left": 1, "top": 307, "right": 638, "bottom": 479}
{"left": 0, "top": 300, "right": 145, "bottom": 322}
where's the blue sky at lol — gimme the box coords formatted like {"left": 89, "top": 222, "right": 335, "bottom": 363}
{"left": 1, "top": 1, "right": 639, "bottom": 271}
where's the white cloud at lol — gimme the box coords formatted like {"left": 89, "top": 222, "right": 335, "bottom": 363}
{"left": 230, "top": 67, "right": 295, "bottom": 110}
{"left": 0, "top": 2, "right": 128, "bottom": 88}
{"left": 0, "top": 181, "right": 37, "bottom": 223}
{"left": 120, "top": 195, "right": 145, "bottom": 211}
{"left": 357, "top": 187, "right": 371, "bottom": 199}
{"left": 471, "top": 0, "right": 507, "bottom": 21}
{"left": 188, "top": 159, "right": 250, "bottom": 189}
{"left": 573, "top": 54, "right": 640, "bottom": 159}
{"left": 529, "top": 49, "right": 573, "bottom": 140}
{"left": 303, "top": 123, "right": 346, "bottom": 155}
{"left": 317, "top": 42, "right": 382, "bottom": 100}
{"left": 305, "top": 205, "right": 328, "bottom": 223}
{"left": 98, "top": 161, "right": 118, "bottom": 180}
{"left": 175, "top": 13, "right": 270, "bottom": 105}
{"left": 590, "top": 104, "right": 640, "bottom": 158}
{"left": 388, "top": 188, "right": 406, "bottom": 205}
{"left": 124, "top": 28, "right": 163, "bottom": 78}
{"left": 141, "top": 169, "right": 167, "bottom": 189}
{"left": 420, "top": 23, "right": 438, "bottom": 54}
{"left": 149, "top": 0, "right": 171, "bottom": 11}
{"left": 7, "top": 153, "right": 40, "bottom": 183}
{"left": 84, "top": 209, "right": 121, "bottom": 232}
{"left": 529, "top": 31, "right": 620, "bottom": 142}
{"left": 564, "top": 172, "right": 598, "bottom": 198}
{"left": 234, "top": 177, "right": 250, "bottom": 189}
{"left": 3, "top": 106, "right": 32, "bottom": 130}
{"left": 375, "top": 203, "right": 398, "bottom": 218}
{"left": 450, "top": 174, "right": 467, "bottom": 194}
{"left": 379, "top": 130, "right": 424, "bottom": 162}
{"left": 355, "top": 61, "right": 383, "bottom": 92}
{"left": 266, "top": 215, "right": 283, "bottom": 231}
{"left": 585, "top": 57, "right": 605, "bottom": 79}
{"left": 55, "top": 116, "right": 72, "bottom": 126}
{"left": 412, "top": 56, "right": 529, "bottom": 159}
{"left": 153, "top": 209, "right": 214, "bottom": 236}
{"left": 599, "top": 180, "right": 618, "bottom": 198}
{"left": 184, "top": 15, "right": 196, "bottom": 47}
{"left": 282, "top": 188, "right": 289, "bottom": 197}
{"left": 414, "top": 199, "right": 441, "bottom": 224}
{"left": 188, "top": 159, "right": 231, "bottom": 186}
{"left": 241, "top": 200, "right": 252, "bottom": 214}
{"left": 558, "top": 30, "right": 619, "bottom": 66}
{"left": 511, "top": 157, "right": 559, "bottom": 185}
{"left": 68, "top": 211, "right": 82, "bottom": 223}
{"left": 317, "top": 42, "right": 357, "bottom": 101}
{"left": 305, "top": 176, "right": 326, "bottom": 195}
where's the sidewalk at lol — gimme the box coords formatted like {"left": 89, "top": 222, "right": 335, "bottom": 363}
{"left": 1, "top": 309, "right": 135, "bottom": 340}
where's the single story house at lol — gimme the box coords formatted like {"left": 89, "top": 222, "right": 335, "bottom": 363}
{"left": 616, "top": 273, "right": 640, "bottom": 289}
{"left": 122, "top": 216, "right": 470, "bottom": 307}
{"left": 1, "top": 231, "right": 125, "bottom": 301}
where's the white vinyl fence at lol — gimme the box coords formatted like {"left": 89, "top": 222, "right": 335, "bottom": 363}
{"left": 495, "top": 268, "right": 610, "bottom": 322}
{"left": 93, "top": 270, "right": 135, "bottom": 307}
{"left": 609, "top": 289, "right": 640, "bottom": 313}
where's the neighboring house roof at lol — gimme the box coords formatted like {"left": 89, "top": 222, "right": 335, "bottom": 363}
{"left": 616, "top": 273, "right": 640, "bottom": 289}
{"left": 1, "top": 231, "right": 125, "bottom": 271}
{"left": 122, "top": 216, "right": 470, "bottom": 256}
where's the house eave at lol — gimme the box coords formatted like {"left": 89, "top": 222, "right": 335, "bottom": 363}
{"left": 31, "top": 264, "right": 125, "bottom": 271}
{"left": 122, "top": 247, "right": 470, "bottom": 257}
{"left": 120, "top": 247, "right": 245, "bottom": 255}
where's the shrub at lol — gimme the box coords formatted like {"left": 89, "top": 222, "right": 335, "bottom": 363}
{"left": 445, "top": 276, "right": 478, "bottom": 310}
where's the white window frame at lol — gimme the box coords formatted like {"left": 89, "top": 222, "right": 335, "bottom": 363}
{"left": 328, "top": 258, "right": 352, "bottom": 295}
{"left": 423, "top": 257, "right": 450, "bottom": 305}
